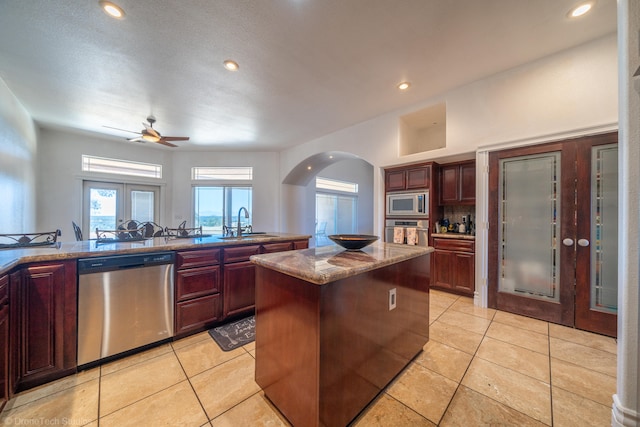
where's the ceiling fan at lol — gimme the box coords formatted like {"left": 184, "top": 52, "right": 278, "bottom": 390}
{"left": 104, "top": 116, "right": 189, "bottom": 147}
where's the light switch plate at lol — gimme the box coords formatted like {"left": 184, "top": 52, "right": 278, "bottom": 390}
{"left": 389, "top": 288, "right": 397, "bottom": 310}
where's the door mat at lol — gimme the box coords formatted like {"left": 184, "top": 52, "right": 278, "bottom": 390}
{"left": 208, "top": 315, "right": 255, "bottom": 351}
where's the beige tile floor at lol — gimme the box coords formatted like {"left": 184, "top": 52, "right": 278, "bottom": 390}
{"left": 0, "top": 289, "right": 617, "bottom": 426}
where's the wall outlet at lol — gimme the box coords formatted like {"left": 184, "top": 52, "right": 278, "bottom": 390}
{"left": 389, "top": 288, "right": 397, "bottom": 311}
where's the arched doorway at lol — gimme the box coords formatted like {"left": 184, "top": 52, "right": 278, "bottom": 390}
{"left": 282, "top": 151, "right": 375, "bottom": 247}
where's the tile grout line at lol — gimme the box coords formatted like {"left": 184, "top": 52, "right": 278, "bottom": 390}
{"left": 435, "top": 295, "right": 492, "bottom": 425}
{"left": 171, "top": 340, "right": 214, "bottom": 423}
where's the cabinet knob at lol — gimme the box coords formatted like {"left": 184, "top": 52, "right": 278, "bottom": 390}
{"left": 562, "top": 238, "right": 574, "bottom": 247}
{"left": 578, "top": 239, "right": 590, "bottom": 247}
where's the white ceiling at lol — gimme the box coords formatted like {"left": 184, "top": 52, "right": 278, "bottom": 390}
{"left": 0, "top": 0, "right": 617, "bottom": 151}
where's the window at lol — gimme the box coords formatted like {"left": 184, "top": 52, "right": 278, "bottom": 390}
{"left": 192, "top": 167, "right": 253, "bottom": 181}
{"left": 315, "top": 177, "right": 358, "bottom": 246}
{"left": 316, "top": 177, "right": 358, "bottom": 193}
{"left": 193, "top": 186, "right": 252, "bottom": 234}
{"left": 82, "top": 155, "right": 162, "bottom": 179}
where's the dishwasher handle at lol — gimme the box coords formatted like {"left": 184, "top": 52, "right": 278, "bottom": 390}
{"left": 78, "top": 251, "right": 175, "bottom": 274}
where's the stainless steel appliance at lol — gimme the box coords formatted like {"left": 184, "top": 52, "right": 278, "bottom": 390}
{"left": 384, "top": 219, "right": 429, "bottom": 246}
{"left": 386, "top": 191, "right": 428, "bottom": 217}
{"left": 77, "top": 252, "right": 175, "bottom": 366}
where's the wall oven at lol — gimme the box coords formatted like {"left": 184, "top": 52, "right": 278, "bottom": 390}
{"left": 386, "top": 191, "right": 428, "bottom": 217}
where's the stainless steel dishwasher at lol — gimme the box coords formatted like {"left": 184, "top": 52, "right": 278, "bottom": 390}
{"left": 77, "top": 251, "right": 175, "bottom": 366}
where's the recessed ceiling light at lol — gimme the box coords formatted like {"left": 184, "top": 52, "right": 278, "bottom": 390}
{"left": 569, "top": 2, "right": 593, "bottom": 18}
{"left": 224, "top": 60, "right": 239, "bottom": 71}
{"left": 307, "top": 166, "right": 312, "bottom": 170}
{"left": 99, "top": 1, "right": 125, "bottom": 19}
{"left": 397, "top": 82, "right": 411, "bottom": 91}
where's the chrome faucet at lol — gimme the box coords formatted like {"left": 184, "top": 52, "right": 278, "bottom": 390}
{"left": 237, "top": 207, "right": 249, "bottom": 237}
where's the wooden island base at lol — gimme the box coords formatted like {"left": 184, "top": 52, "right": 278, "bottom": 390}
{"left": 254, "top": 252, "right": 430, "bottom": 427}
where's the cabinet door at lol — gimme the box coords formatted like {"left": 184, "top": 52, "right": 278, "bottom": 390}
{"left": 439, "top": 166, "right": 459, "bottom": 204}
{"left": 175, "top": 294, "right": 221, "bottom": 336}
{"left": 432, "top": 250, "right": 454, "bottom": 290}
{"left": 223, "top": 261, "right": 256, "bottom": 318}
{"left": 176, "top": 266, "right": 220, "bottom": 302}
{"left": 459, "top": 162, "right": 476, "bottom": 204}
{"left": 452, "top": 252, "right": 475, "bottom": 294}
{"left": 406, "top": 166, "right": 430, "bottom": 189}
{"left": 16, "top": 262, "right": 77, "bottom": 391}
{"left": 385, "top": 170, "right": 406, "bottom": 191}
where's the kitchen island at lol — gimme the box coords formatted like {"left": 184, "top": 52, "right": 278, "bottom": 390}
{"left": 251, "top": 242, "right": 432, "bottom": 427}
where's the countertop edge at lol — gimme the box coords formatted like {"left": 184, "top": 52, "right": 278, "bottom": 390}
{"left": 251, "top": 243, "right": 433, "bottom": 285}
{"left": 0, "top": 233, "right": 312, "bottom": 276}
{"left": 431, "top": 233, "right": 476, "bottom": 240}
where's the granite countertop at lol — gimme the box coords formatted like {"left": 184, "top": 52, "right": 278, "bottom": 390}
{"left": 250, "top": 241, "right": 433, "bottom": 285}
{"left": 0, "top": 233, "right": 311, "bottom": 275}
{"left": 431, "top": 233, "right": 475, "bottom": 240}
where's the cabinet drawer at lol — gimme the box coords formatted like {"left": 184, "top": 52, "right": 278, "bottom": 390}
{"left": 176, "top": 265, "right": 220, "bottom": 302}
{"left": 0, "top": 275, "right": 7, "bottom": 306}
{"left": 176, "top": 249, "right": 220, "bottom": 269}
{"left": 223, "top": 245, "right": 261, "bottom": 263}
{"left": 293, "top": 240, "right": 309, "bottom": 250}
{"left": 433, "top": 238, "right": 475, "bottom": 252}
{"left": 262, "top": 242, "right": 293, "bottom": 253}
{"left": 175, "top": 294, "right": 221, "bottom": 335}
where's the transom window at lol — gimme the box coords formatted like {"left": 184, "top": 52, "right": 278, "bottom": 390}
{"left": 82, "top": 155, "right": 162, "bottom": 179}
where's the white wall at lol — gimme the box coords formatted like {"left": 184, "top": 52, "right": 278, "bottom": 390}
{"left": 36, "top": 129, "right": 282, "bottom": 240}
{"left": 37, "top": 128, "right": 174, "bottom": 241}
{"left": 278, "top": 34, "right": 618, "bottom": 235}
{"left": 0, "top": 78, "right": 38, "bottom": 233}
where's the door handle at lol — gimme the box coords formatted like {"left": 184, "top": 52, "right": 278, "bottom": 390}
{"left": 562, "top": 238, "right": 574, "bottom": 247}
{"left": 578, "top": 239, "right": 590, "bottom": 247}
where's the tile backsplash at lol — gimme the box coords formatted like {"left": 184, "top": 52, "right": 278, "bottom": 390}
{"left": 437, "top": 205, "right": 476, "bottom": 233}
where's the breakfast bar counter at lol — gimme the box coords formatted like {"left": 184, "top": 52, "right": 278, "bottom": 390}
{"left": 251, "top": 242, "right": 432, "bottom": 427}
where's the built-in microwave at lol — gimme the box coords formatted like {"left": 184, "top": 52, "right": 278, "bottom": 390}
{"left": 386, "top": 191, "right": 428, "bottom": 217}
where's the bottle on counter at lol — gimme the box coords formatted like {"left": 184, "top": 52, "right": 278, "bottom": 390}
{"left": 459, "top": 218, "right": 466, "bottom": 234}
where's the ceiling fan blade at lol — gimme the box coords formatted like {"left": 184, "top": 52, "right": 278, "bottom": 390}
{"left": 143, "top": 122, "right": 160, "bottom": 138}
{"left": 155, "top": 139, "right": 178, "bottom": 148}
{"left": 103, "top": 125, "right": 141, "bottom": 135}
{"left": 161, "top": 136, "right": 190, "bottom": 141}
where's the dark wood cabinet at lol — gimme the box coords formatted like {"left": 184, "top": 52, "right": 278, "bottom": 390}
{"left": 406, "top": 166, "right": 431, "bottom": 189}
{"left": 223, "top": 245, "right": 261, "bottom": 319}
{"left": 175, "top": 249, "right": 221, "bottom": 336}
{"left": 439, "top": 161, "right": 476, "bottom": 205}
{"left": 222, "top": 240, "right": 308, "bottom": 320}
{"left": 293, "top": 240, "right": 309, "bottom": 250}
{"left": 11, "top": 261, "right": 77, "bottom": 392}
{"left": 385, "top": 164, "right": 431, "bottom": 192}
{"left": 0, "top": 274, "right": 8, "bottom": 412}
{"left": 432, "top": 238, "right": 475, "bottom": 296}
{"left": 385, "top": 169, "right": 407, "bottom": 192}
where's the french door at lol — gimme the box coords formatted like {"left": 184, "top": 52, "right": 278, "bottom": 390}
{"left": 488, "top": 132, "right": 618, "bottom": 337}
{"left": 82, "top": 181, "right": 160, "bottom": 239}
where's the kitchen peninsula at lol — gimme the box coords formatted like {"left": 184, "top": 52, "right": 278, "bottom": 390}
{"left": 251, "top": 242, "right": 432, "bottom": 427}
{"left": 0, "top": 232, "right": 310, "bottom": 407}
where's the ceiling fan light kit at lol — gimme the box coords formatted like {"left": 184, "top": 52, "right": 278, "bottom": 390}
{"left": 104, "top": 115, "right": 189, "bottom": 147}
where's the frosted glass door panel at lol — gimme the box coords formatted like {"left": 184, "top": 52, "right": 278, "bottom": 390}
{"left": 591, "top": 144, "right": 618, "bottom": 313}
{"left": 498, "top": 153, "right": 560, "bottom": 302}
